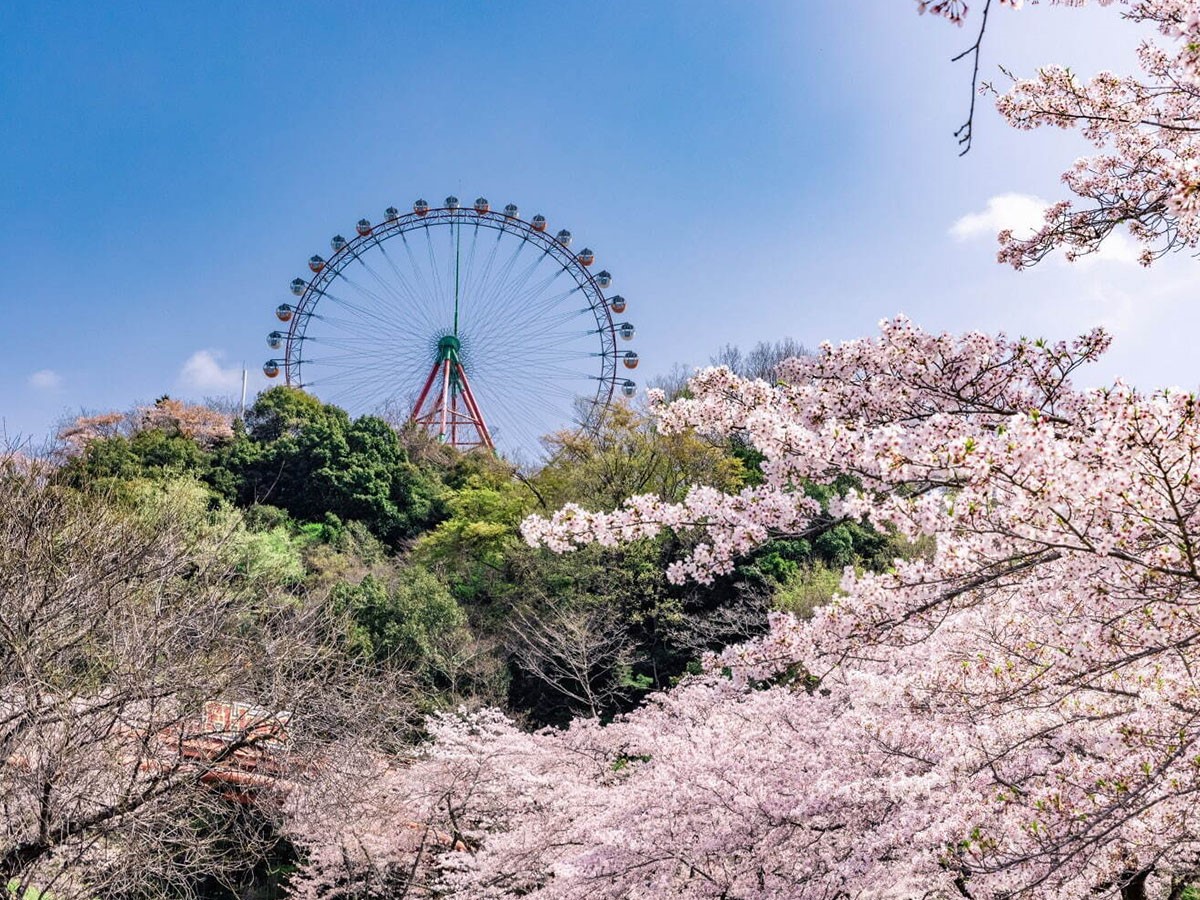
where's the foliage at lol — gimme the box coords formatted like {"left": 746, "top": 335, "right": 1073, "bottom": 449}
{"left": 215, "top": 387, "right": 446, "bottom": 545}
{"left": 333, "top": 568, "right": 470, "bottom": 688}
{"left": 413, "top": 467, "right": 534, "bottom": 605}
{"left": 534, "top": 402, "right": 746, "bottom": 511}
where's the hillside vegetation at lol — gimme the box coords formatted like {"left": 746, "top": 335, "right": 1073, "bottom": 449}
{"left": 2, "top": 370, "right": 902, "bottom": 899}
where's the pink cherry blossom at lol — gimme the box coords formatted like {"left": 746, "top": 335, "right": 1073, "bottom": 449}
{"left": 421, "top": 318, "right": 1200, "bottom": 900}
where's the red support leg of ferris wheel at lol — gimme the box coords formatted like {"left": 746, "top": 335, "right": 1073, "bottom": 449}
{"left": 409, "top": 336, "right": 494, "bottom": 451}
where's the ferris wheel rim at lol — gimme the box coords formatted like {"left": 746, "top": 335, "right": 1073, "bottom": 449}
{"left": 278, "top": 204, "right": 626, "bottom": 439}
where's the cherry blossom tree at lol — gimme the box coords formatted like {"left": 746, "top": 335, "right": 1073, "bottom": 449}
{"left": 56, "top": 397, "right": 232, "bottom": 455}
{"left": 308, "top": 318, "right": 1200, "bottom": 900}
{"left": 924, "top": 0, "right": 1200, "bottom": 268}
{"left": 281, "top": 10, "right": 1200, "bottom": 893}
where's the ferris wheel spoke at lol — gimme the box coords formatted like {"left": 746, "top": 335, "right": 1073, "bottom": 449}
{"left": 527, "top": 288, "right": 590, "bottom": 322}
{"left": 309, "top": 320, "right": 419, "bottom": 355}
{"left": 468, "top": 243, "right": 555, "bottom": 326}
{"left": 472, "top": 284, "right": 586, "bottom": 347}
{"left": 353, "top": 364, "right": 422, "bottom": 408}
{"left": 465, "top": 268, "right": 572, "bottom": 351}
{"left": 311, "top": 290, "right": 414, "bottom": 341}
{"left": 467, "top": 336, "right": 599, "bottom": 374}
{"left": 315, "top": 338, "right": 433, "bottom": 375}
{"left": 315, "top": 286, "right": 408, "bottom": 332}
{"left": 332, "top": 270, "right": 445, "bottom": 351}
{"left": 461, "top": 228, "right": 504, "bottom": 313}
{"left": 396, "top": 233, "right": 439, "bottom": 315}
{"left": 303, "top": 339, "right": 433, "bottom": 363}
{"left": 319, "top": 376, "right": 405, "bottom": 415}
{"left": 519, "top": 364, "right": 602, "bottom": 385}
{"left": 458, "top": 221, "right": 483, "bottom": 305}
{"left": 315, "top": 306, "right": 419, "bottom": 353}
{"left": 480, "top": 258, "right": 565, "bottom": 320}
{"left": 377, "top": 243, "right": 430, "bottom": 316}
{"left": 463, "top": 240, "right": 544, "bottom": 328}
{"left": 314, "top": 357, "right": 431, "bottom": 395}
{"left": 351, "top": 254, "right": 410, "bottom": 308}
{"left": 521, "top": 283, "right": 587, "bottom": 314}
{"left": 475, "top": 389, "right": 583, "bottom": 444}
{"left": 331, "top": 270, "right": 405, "bottom": 322}
{"left": 295, "top": 351, "right": 404, "bottom": 367}
{"left": 506, "top": 347, "right": 608, "bottom": 368}
{"left": 423, "top": 226, "right": 451, "bottom": 315}
{"left": 476, "top": 368, "right": 592, "bottom": 417}
{"left": 445, "top": 222, "right": 460, "bottom": 314}
{"left": 472, "top": 230, "right": 531, "bottom": 310}
{"left": 476, "top": 315, "right": 596, "bottom": 360}
{"left": 511, "top": 306, "right": 595, "bottom": 343}
{"left": 471, "top": 359, "right": 597, "bottom": 393}
{"left": 352, "top": 253, "right": 438, "bottom": 332}
{"left": 359, "top": 261, "right": 447, "bottom": 341}
{"left": 308, "top": 333, "right": 431, "bottom": 354}
{"left": 313, "top": 354, "right": 427, "bottom": 395}
{"left": 482, "top": 270, "right": 571, "bottom": 340}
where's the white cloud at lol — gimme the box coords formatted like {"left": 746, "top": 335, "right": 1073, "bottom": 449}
{"left": 1077, "top": 232, "right": 1141, "bottom": 267}
{"left": 950, "top": 193, "right": 1050, "bottom": 243}
{"left": 951, "top": 193, "right": 1141, "bottom": 266}
{"left": 27, "top": 369, "right": 63, "bottom": 390}
{"left": 178, "top": 350, "right": 244, "bottom": 394}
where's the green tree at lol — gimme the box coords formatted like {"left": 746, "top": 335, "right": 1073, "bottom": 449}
{"left": 533, "top": 403, "right": 747, "bottom": 511}
{"left": 413, "top": 468, "right": 534, "bottom": 604}
{"left": 214, "top": 387, "right": 446, "bottom": 545}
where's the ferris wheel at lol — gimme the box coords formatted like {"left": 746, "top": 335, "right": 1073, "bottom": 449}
{"left": 264, "top": 196, "right": 638, "bottom": 457}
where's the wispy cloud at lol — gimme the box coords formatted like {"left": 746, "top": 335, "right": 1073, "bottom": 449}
{"left": 178, "top": 350, "right": 243, "bottom": 394}
{"left": 27, "top": 369, "right": 63, "bottom": 390}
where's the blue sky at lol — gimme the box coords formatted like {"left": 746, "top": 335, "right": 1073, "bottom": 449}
{"left": 1, "top": 2, "right": 1193, "bottom": 444}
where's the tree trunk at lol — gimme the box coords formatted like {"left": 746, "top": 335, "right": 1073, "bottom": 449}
{"left": 1121, "top": 869, "right": 1151, "bottom": 900}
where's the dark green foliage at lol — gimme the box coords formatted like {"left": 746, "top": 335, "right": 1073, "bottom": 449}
{"left": 728, "top": 438, "right": 766, "bottom": 487}
{"left": 62, "top": 429, "right": 212, "bottom": 488}
{"left": 333, "top": 568, "right": 466, "bottom": 673}
{"left": 212, "top": 388, "right": 446, "bottom": 546}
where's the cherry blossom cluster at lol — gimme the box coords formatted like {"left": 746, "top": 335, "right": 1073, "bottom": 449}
{"left": 524, "top": 316, "right": 1110, "bottom": 583}
{"left": 918, "top": 0, "right": 1030, "bottom": 26}
{"left": 439, "top": 318, "right": 1200, "bottom": 900}
{"left": 56, "top": 398, "right": 232, "bottom": 454}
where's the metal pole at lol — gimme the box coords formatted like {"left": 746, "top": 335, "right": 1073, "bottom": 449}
{"left": 439, "top": 359, "right": 451, "bottom": 439}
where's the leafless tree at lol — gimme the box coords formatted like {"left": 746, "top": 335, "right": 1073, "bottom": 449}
{"left": 0, "top": 452, "right": 412, "bottom": 899}
{"left": 664, "top": 583, "right": 775, "bottom": 661}
{"left": 710, "top": 337, "right": 811, "bottom": 382}
{"left": 506, "top": 600, "right": 635, "bottom": 719}
{"left": 645, "top": 362, "right": 696, "bottom": 402}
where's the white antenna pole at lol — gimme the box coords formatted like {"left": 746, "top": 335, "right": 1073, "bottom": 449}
{"left": 240, "top": 365, "right": 248, "bottom": 419}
